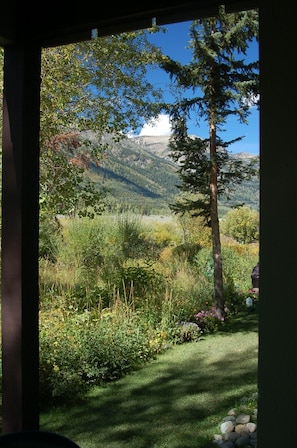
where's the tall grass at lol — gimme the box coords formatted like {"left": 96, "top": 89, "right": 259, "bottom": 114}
{"left": 38, "top": 213, "right": 258, "bottom": 406}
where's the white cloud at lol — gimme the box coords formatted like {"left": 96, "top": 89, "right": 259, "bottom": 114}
{"left": 138, "top": 114, "right": 172, "bottom": 136}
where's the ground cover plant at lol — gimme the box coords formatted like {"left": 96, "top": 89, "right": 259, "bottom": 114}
{"left": 40, "top": 306, "right": 259, "bottom": 448}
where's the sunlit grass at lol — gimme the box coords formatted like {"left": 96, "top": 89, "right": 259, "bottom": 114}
{"left": 40, "top": 311, "right": 258, "bottom": 448}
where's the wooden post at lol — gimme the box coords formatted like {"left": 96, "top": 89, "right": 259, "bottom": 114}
{"left": 1, "top": 42, "right": 41, "bottom": 433}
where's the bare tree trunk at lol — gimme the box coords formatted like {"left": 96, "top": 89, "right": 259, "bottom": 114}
{"left": 209, "top": 122, "right": 225, "bottom": 318}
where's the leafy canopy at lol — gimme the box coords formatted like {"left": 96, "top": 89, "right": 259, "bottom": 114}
{"left": 39, "top": 28, "right": 166, "bottom": 217}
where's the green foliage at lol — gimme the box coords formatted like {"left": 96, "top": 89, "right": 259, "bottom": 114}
{"left": 174, "top": 322, "right": 202, "bottom": 343}
{"left": 172, "top": 242, "right": 202, "bottom": 264}
{"left": 39, "top": 28, "right": 166, "bottom": 219}
{"left": 64, "top": 284, "right": 111, "bottom": 312}
{"left": 221, "top": 205, "right": 259, "bottom": 243}
{"left": 116, "top": 262, "right": 167, "bottom": 305}
{"left": 38, "top": 214, "right": 259, "bottom": 405}
{"left": 116, "top": 214, "right": 145, "bottom": 259}
{"left": 177, "top": 213, "right": 212, "bottom": 246}
{"left": 159, "top": 7, "right": 259, "bottom": 315}
{"left": 39, "top": 300, "right": 171, "bottom": 403}
{"left": 59, "top": 218, "right": 105, "bottom": 270}
{"left": 39, "top": 134, "right": 108, "bottom": 218}
{"left": 39, "top": 214, "right": 63, "bottom": 262}
{"left": 193, "top": 244, "right": 258, "bottom": 312}
{"left": 194, "top": 308, "right": 225, "bottom": 334}
{"left": 40, "top": 31, "right": 164, "bottom": 145}
{"left": 144, "top": 220, "right": 182, "bottom": 248}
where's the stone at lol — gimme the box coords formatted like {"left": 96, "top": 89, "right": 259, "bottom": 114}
{"left": 223, "top": 416, "right": 236, "bottom": 424}
{"left": 221, "top": 441, "right": 236, "bottom": 448}
{"left": 235, "top": 435, "right": 251, "bottom": 447}
{"left": 225, "top": 432, "right": 239, "bottom": 442}
{"left": 235, "top": 424, "right": 249, "bottom": 435}
{"left": 221, "top": 421, "right": 235, "bottom": 434}
{"left": 246, "top": 422, "right": 257, "bottom": 433}
{"left": 235, "top": 414, "right": 250, "bottom": 424}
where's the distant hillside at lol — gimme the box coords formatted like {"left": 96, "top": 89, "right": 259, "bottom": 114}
{"left": 131, "top": 135, "right": 172, "bottom": 160}
{"left": 88, "top": 134, "right": 259, "bottom": 216}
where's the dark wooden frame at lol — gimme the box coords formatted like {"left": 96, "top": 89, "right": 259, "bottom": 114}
{"left": 2, "top": 2, "right": 297, "bottom": 447}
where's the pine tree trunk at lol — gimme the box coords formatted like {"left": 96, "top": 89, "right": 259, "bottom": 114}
{"left": 209, "top": 123, "right": 225, "bottom": 318}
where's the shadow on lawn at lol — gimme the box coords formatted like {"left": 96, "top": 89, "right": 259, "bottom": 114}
{"left": 41, "top": 319, "right": 258, "bottom": 448}
{"left": 221, "top": 303, "right": 259, "bottom": 334}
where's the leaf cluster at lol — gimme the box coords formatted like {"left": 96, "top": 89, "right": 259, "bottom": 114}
{"left": 169, "top": 135, "right": 258, "bottom": 222}
{"left": 160, "top": 7, "right": 259, "bottom": 130}
{"left": 160, "top": 7, "right": 259, "bottom": 222}
{"left": 39, "top": 28, "right": 166, "bottom": 218}
{"left": 40, "top": 29, "right": 165, "bottom": 145}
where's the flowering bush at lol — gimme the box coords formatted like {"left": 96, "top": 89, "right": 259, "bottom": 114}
{"left": 194, "top": 307, "right": 225, "bottom": 334}
{"left": 248, "top": 288, "right": 259, "bottom": 299}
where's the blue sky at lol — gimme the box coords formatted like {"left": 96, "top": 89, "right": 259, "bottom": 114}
{"left": 137, "top": 20, "right": 259, "bottom": 155}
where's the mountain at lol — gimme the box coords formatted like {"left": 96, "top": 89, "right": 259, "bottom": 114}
{"left": 131, "top": 135, "right": 172, "bottom": 160}
{"left": 88, "top": 134, "right": 259, "bottom": 216}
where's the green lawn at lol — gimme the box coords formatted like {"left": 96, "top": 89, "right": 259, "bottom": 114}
{"left": 40, "top": 309, "right": 258, "bottom": 448}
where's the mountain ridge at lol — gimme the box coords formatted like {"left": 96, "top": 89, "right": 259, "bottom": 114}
{"left": 130, "top": 134, "right": 257, "bottom": 160}
{"left": 88, "top": 134, "right": 259, "bottom": 215}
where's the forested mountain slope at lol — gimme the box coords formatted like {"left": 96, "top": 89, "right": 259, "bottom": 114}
{"left": 89, "top": 134, "right": 259, "bottom": 215}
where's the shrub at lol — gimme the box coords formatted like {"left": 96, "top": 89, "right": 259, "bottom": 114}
{"left": 193, "top": 245, "right": 258, "bottom": 298}
{"left": 39, "top": 215, "right": 62, "bottom": 262}
{"left": 221, "top": 206, "right": 259, "bottom": 244}
{"left": 172, "top": 242, "right": 202, "bottom": 263}
{"left": 194, "top": 307, "right": 225, "bottom": 334}
{"left": 39, "top": 304, "right": 169, "bottom": 404}
{"left": 59, "top": 217, "right": 104, "bottom": 270}
{"left": 112, "top": 261, "right": 167, "bottom": 309}
{"left": 116, "top": 214, "right": 146, "bottom": 259}
{"left": 177, "top": 213, "right": 212, "bottom": 247}
{"left": 144, "top": 220, "right": 182, "bottom": 248}
{"left": 174, "top": 322, "right": 202, "bottom": 343}
{"left": 64, "top": 284, "right": 111, "bottom": 312}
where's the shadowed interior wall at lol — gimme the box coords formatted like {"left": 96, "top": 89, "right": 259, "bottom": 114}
{"left": 257, "top": 1, "right": 297, "bottom": 446}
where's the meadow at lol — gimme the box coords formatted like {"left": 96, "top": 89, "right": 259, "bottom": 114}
{"left": 38, "top": 212, "right": 258, "bottom": 407}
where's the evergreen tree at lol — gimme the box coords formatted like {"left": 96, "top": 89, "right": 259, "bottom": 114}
{"left": 160, "top": 6, "right": 259, "bottom": 317}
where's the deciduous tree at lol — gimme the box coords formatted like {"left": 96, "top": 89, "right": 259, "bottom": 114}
{"left": 221, "top": 205, "right": 259, "bottom": 244}
{"left": 39, "top": 28, "right": 165, "bottom": 217}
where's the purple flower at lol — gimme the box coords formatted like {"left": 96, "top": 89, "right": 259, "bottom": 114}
{"left": 194, "top": 307, "right": 224, "bottom": 333}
